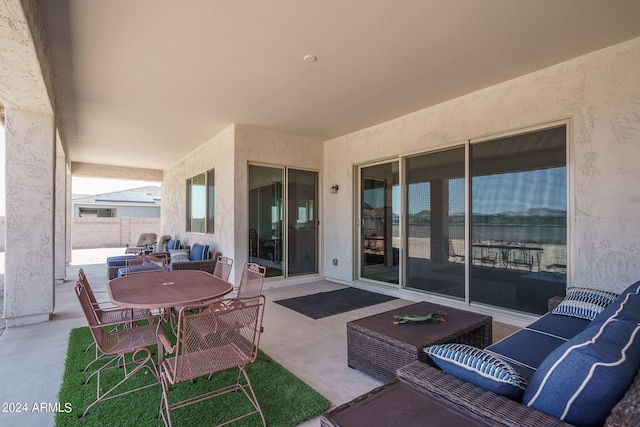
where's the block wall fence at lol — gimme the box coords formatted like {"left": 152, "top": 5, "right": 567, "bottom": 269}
{"left": 0, "top": 217, "right": 161, "bottom": 251}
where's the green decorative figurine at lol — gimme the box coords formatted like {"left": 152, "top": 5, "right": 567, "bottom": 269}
{"left": 392, "top": 312, "right": 447, "bottom": 325}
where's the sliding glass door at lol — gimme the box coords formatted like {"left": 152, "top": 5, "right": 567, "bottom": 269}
{"left": 470, "top": 126, "right": 567, "bottom": 314}
{"left": 405, "top": 147, "right": 466, "bottom": 299}
{"left": 248, "top": 165, "right": 318, "bottom": 278}
{"left": 248, "top": 165, "right": 284, "bottom": 277}
{"left": 356, "top": 124, "right": 567, "bottom": 315}
{"left": 287, "top": 169, "right": 318, "bottom": 276}
{"left": 359, "top": 161, "right": 400, "bottom": 284}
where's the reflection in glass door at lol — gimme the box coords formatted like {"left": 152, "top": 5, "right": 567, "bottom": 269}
{"left": 287, "top": 169, "right": 318, "bottom": 275}
{"left": 405, "top": 148, "right": 466, "bottom": 299}
{"left": 359, "top": 161, "right": 400, "bottom": 284}
{"left": 248, "top": 165, "right": 284, "bottom": 278}
{"left": 470, "top": 126, "right": 567, "bottom": 314}
{"left": 248, "top": 165, "right": 318, "bottom": 278}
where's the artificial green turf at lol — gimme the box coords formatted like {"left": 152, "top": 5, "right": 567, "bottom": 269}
{"left": 56, "top": 327, "right": 331, "bottom": 426}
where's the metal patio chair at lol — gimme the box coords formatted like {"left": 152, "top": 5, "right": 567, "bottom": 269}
{"left": 169, "top": 256, "right": 235, "bottom": 326}
{"left": 77, "top": 269, "right": 156, "bottom": 365}
{"left": 448, "top": 239, "right": 465, "bottom": 263}
{"left": 158, "top": 297, "right": 267, "bottom": 427}
{"left": 213, "top": 255, "right": 233, "bottom": 281}
{"left": 78, "top": 268, "right": 155, "bottom": 324}
{"left": 125, "top": 232, "right": 158, "bottom": 254}
{"left": 75, "top": 281, "right": 165, "bottom": 418}
{"left": 236, "top": 262, "right": 266, "bottom": 299}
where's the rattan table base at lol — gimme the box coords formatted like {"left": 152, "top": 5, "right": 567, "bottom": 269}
{"left": 347, "top": 301, "right": 492, "bottom": 383}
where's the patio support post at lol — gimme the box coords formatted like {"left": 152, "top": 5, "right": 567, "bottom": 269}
{"left": 4, "top": 108, "right": 56, "bottom": 326}
{"left": 54, "top": 136, "right": 68, "bottom": 284}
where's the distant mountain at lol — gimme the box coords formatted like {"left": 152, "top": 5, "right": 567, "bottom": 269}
{"left": 419, "top": 208, "right": 565, "bottom": 217}
{"left": 494, "top": 208, "right": 566, "bottom": 217}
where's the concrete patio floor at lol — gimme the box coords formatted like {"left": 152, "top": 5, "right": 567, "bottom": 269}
{"left": 0, "top": 248, "right": 519, "bottom": 426}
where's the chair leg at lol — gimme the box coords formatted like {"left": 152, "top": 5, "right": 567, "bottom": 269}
{"left": 163, "top": 366, "right": 265, "bottom": 427}
{"left": 236, "top": 366, "right": 266, "bottom": 427}
{"left": 81, "top": 348, "right": 159, "bottom": 418}
{"left": 159, "top": 374, "right": 174, "bottom": 427}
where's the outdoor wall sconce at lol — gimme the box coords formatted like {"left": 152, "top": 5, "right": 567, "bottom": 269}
{"left": 330, "top": 184, "right": 339, "bottom": 194}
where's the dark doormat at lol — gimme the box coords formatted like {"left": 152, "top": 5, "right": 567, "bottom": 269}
{"left": 274, "top": 287, "right": 397, "bottom": 319}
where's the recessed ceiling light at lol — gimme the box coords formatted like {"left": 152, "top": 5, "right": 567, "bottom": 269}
{"left": 303, "top": 54, "right": 317, "bottom": 63}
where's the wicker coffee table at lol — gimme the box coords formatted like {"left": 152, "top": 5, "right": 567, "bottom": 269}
{"left": 347, "top": 301, "right": 492, "bottom": 383}
{"left": 321, "top": 380, "right": 492, "bottom": 427}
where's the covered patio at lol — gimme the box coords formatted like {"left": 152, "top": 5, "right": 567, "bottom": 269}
{"left": 2, "top": 1, "right": 640, "bottom": 425}
{"left": 0, "top": 248, "right": 519, "bottom": 426}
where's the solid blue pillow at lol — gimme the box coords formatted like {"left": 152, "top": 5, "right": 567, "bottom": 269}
{"left": 166, "top": 239, "right": 181, "bottom": 251}
{"left": 590, "top": 281, "right": 640, "bottom": 327}
{"left": 523, "top": 291, "right": 640, "bottom": 427}
{"left": 425, "top": 343, "right": 528, "bottom": 401}
{"left": 189, "top": 244, "right": 209, "bottom": 261}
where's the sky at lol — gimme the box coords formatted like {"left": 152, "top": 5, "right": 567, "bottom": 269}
{"left": 377, "top": 168, "right": 566, "bottom": 216}
{"left": 0, "top": 126, "right": 159, "bottom": 216}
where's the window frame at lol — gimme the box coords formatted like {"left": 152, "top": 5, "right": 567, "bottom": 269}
{"left": 186, "top": 168, "right": 215, "bottom": 234}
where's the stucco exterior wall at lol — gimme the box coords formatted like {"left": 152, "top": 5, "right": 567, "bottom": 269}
{"left": 323, "top": 37, "right": 640, "bottom": 294}
{"left": 162, "top": 124, "right": 236, "bottom": 269}
{"left": 161, "top": 124, "right": 322, "bottom": 282}
{"left": 233, "top": 124, "right": 322, "bottom": 280}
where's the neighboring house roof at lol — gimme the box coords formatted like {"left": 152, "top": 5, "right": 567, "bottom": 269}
{"left": 72, "top": 186, "right": 161, "bottom": 205}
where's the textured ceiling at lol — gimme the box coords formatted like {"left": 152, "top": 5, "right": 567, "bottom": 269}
{"left": 37, "top": 0, "right": 640, "bottom": 170}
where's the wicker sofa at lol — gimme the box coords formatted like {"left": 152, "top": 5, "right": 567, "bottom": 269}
{"left": 322, "top": 282, "right": 640, "bottom": 427}
{"left": 168, "top": 243, "right": 219, "bottom": 274}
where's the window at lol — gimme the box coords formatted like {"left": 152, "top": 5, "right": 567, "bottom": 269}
{"left": 78, "top": 208, "right": 115, "bottom": 217}
{"left": 186, "top": 169, "right": 214, "bottom": 233}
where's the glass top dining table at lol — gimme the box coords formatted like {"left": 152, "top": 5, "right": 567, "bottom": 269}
{"left": 108, "top": 270, "right": 233, "bottom": 309}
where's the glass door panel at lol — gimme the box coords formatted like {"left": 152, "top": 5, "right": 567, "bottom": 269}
{"left": 248, "top": 165, "right": 284, "bottom": 278}
{"left": 359, "top": 161, "right": 399, "bottom": 284}
{"left": 287, "top": 169, "right": 318, "bottom": 276}
{"left": 405, "top": 148, "right": 465, "bottom": 299}
{"left": 470, "top": 126, "right": 567, "bottom": 314}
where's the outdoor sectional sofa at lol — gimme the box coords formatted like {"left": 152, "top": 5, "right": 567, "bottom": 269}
{"left": 167, "top": 243, "right": 219, "bottom": 274}
{"left": 106, "top": 242, "right": 219, "bottom": 278}
{"left": 322, "top": 282, "right": 640, "bottom": 427}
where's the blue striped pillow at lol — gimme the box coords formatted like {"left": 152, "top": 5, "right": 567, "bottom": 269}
{"left": 169, "top": 249, "right": 189, "bottom": 263}
{"left": 425, "top": 343, "right": 528, "bottom": 400}
{"left": 524, "top": 291, "right": 640, "bottom": 426}
{"left": 552, "top": 287, "right": 619, "bottom": 320}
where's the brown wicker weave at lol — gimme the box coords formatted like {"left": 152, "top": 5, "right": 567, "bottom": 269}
{"left": 323, "top": 361, "right": 640, "bottom": 427}
{"left": 321, "top": 379, "right": 493, "bottom": 427}
{"left": 170, "top": 250, "right": 219, "bottom": 274}
{"left": 605, "top": 370, "right": 640, "bottom": 427}
{"left": 347, "top": 301, "right": 492, "bottom": 383}
{"left": 325, "top": 295, "right": 640, "bottom": 426}
{"left": 397, "top": 361, "right": 572, "bottom": 427}
{"left": 170, "top": 258, "right": 217, "bottom": 273}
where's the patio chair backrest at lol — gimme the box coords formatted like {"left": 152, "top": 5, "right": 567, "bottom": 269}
{"left": 135, "top": 232, "right": 157, "bottom": 247}
{"left": 213, "top": 256, "right": 233, "bottom": 282}
{"left": 237, "top": 263, "right": 266, "bottom": 299}
{"left": 167, "top": 296, "right": 265, "bottom": 383}
{"left": 77, "top": 268, "right": 107, "bottom": 316}
{"left": 75, "top": 280, "right": 107, "bottom": 349}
